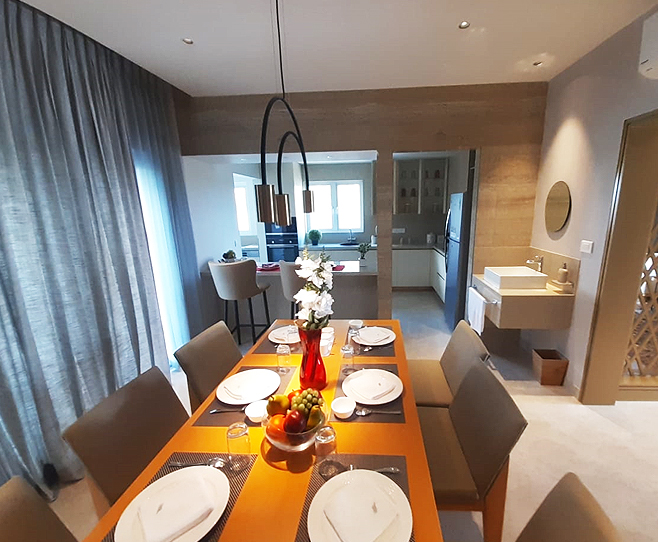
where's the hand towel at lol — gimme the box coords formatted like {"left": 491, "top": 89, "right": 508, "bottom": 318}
{"left": 350, "top": 371, "right": 395, "bottom": 401}
{"left": 467, "top": 287, "right": 486, "bottom": 335}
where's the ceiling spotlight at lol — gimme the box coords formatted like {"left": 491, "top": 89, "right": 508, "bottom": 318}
{"left": 458, "top": 21, "right": 470, "bottom": 29}
{"left": 181, "top": 38, "right": 194, "bottom": 45}
{"left": 533, "top": 61, "right": 543, "bottom": 67}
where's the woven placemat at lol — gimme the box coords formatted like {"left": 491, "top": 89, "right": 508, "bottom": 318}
{"left": 101, "top": 451, "right": 257, "bottom": 542}
{"left": 331, "top": 364, "right": 406, "bottom": 424}
{"left": 344, "top": 325, "right": 396, "bottom": 357}
{"left": 294, "top": 454, "right": 415, "bottom": 542}
{"left": 194, "top": 366, "right": 296, "bottom": 427}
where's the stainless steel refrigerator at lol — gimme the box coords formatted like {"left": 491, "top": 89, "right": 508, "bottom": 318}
{"left": 444, "top": 192, "right": 472, "bottom": 330}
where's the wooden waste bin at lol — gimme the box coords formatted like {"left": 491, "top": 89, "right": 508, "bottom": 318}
{"left": 533, "top": 349, "right": 569, "bottom": 386}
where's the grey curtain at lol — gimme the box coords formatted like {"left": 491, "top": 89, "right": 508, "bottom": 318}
{"left": 0, "top": 0, "right": 199, "bottom": 496}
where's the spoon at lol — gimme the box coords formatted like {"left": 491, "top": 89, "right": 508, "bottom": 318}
{"left": 318, "top": 460, "right": 400, "bottom": 480}
{"left": 210, "top": 405, "right": 247, "bottom": 414}
{"left": 355, "top": 407, "right": 402, "bottom": 416}
{"left": 169, "top": 457, "right": 226, "bottom": 469}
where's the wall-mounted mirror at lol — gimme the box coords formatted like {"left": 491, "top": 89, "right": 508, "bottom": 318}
{"left": 545, "top": 180, "right": 571, "bottom": 232}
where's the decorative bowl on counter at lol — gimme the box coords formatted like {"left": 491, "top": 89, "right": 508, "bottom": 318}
{"left": 262, "top": 409, "right": 327, "bottom": 452}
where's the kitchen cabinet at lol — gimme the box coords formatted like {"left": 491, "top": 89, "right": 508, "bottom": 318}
{"left": 430, "top": 248, "right": 446, "bottom": 302}
{"left": 394, "top": 158, "right": 448, "bottom": 215}
{"left": 393, "top": 249, "right": 431, "bottom": 287}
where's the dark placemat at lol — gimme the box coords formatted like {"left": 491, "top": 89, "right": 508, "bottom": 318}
{"left": 345, "top": 325, "right": 397, "bottom": 357}
{"left": 331, "top": 364, "right": 406, "bottom": 424}
{"left": 101, "top": 451, "right": 257, "bottom": 542}
{"left": 253, "top": 325, "right": 302, "bottom": 354}
{"left": 194, "top": 366, "right": 296, "bottom": 427}
{"left": 294, "top": 454, "right": 415, "bottom": 542}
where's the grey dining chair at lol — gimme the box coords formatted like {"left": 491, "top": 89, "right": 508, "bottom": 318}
{"left": 62, "top": 367, "right": 189, "bottom": 505}
{"left": 0, "top": 477, "right": 77, "bottom": 542}
{"left": 279, "top": 260, "right": 305, "bottom": 319}
{"left": 174, "top": 321, "right": 243, "bottom": 411}
{"left": 208, "top": 260, "right": 271, "bottom": 344}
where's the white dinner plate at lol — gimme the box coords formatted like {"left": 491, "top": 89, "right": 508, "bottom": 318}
{"left": 268, "top": 326, "right": 301, "bottom": 344}
{"left": 307, "top": 469, "right": 413, "bottom": 542}
{"left": 342, "top": 369, "right": 404, "bottom": 405}
{"left": 216, "top": 369, "right": 281, "bottom": 405}
{"left": 115, "top": 466, "right": 230, "bottom": 542}
{"left": 353, "top": 327, "right": 396, "bottom": 346}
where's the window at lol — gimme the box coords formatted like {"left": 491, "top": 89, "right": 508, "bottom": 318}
{"left": 233, "top": 174, "right": 258, "bottom": 236}
{"left": 308, "top": 180, "right": 364, "bottom": 233}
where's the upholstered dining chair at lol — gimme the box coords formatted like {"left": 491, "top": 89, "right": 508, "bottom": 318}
{"left": 0, "top": 477, "right": 77, "bottom": 542}
{"left": 418, "top": 362, "right": 527, "bottom": 542}
{"left": 208, "top": 260, "right": 271, "bottom": 344}
{"left": 279, "top": 261, "right": 305, "bottom": 319}
{"left": 62, "top": 367, "right": 189, "bottom": 505}
{"left": 409, "top": 319, "right": 490, "bottom": 407}
{"left": 174, "top": 321, "right": 243, "bottom": 411}
{"left": 516, "top": 473, "right": 621, "bottom": 542}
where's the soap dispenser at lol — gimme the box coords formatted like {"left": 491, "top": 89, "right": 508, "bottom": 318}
{"left": 557, "top": 263, "right": 568, "bottom": 284}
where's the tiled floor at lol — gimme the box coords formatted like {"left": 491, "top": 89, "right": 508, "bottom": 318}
{"left": 51, "top": 292, "right": 658, "bottom": 541}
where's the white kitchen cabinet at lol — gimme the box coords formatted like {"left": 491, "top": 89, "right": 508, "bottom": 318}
{"left": 393, "top": 249, "right": 431, "bottom": 287}
{"left": 430, "top": 248, "right": 446, "bottom": 302}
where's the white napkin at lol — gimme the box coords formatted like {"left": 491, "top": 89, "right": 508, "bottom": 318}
{"left": 223, "top": 380, "right": 243, "bottom": 400}
{"left": 467, "top": 287, "right": 486, "bottom": 335}
{"left": 271, "top": 327, "right": 300, "bottom": 343}
{"left": 323, "top": 480, "right": 399, "bottom": 542}
{"left": 358, "top": 327, "right": 391, "bottom": 344}
{"left": 350, "top": 371, "right": 395, "bottom": 401}
{"left": 138, "top": 473, "right": 214, "bottom": 542}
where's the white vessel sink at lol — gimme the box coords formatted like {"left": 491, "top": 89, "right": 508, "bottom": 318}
{"left": 484, "top": 266, "right": 548, "bottom": 290}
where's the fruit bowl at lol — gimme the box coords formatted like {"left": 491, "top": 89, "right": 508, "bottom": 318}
{"left": 262, "top": 409, "right": 326, "bottom": 452}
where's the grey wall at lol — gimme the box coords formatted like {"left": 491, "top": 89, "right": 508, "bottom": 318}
{"left": 527, "top": 8, "right": 658, "bottom": 393}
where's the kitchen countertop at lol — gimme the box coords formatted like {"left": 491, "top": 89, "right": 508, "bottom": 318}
{"left": 306, "top": 243, "right": 378, "bottom": 250}
{"left": 258, "top": 260, "right": 377, "bottom": 276}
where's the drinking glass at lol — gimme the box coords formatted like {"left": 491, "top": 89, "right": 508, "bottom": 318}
{"left": 226, "top": 422, "right": 250, "bottom": 472}
{"left": 340, "top": 344, "right": 355, "bottom": 374}
{"left": 348, "top": 328, "right": 361, "bottom": 355}
{"left": 276, "top": 344, "right": 291, "bottom": 374}
{"left": 315, "top": 425, "right": 337, "bottom": 463}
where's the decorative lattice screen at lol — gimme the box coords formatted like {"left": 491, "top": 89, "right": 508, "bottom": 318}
{"left": 624, "top": 204, "right": 658, "bottom": 377}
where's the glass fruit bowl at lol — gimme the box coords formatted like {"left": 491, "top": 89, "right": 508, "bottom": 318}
{"left": 262, "top": 409, "right": 327, "bottom": 452}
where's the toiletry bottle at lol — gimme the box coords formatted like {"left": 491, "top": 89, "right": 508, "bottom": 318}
{"left": 557, "top": 263, "right": 568, "bottom": 283}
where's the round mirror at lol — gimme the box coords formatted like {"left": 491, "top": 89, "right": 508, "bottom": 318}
{"left": 545, "top": 181, "right": 571, "bottom": 232}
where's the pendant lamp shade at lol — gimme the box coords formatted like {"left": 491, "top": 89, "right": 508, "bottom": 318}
{"left": 274, "top": 193, "right": 292, "bottom": 226}
{"left": 255, "top": 183, "right": 276, "bottom": 224}
{"left": 302, "top": 189, "right": 314, "bottom": 213}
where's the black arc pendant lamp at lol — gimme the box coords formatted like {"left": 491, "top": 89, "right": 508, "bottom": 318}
{"left": 255, "top": 0, "right": 313, "bottom": 225}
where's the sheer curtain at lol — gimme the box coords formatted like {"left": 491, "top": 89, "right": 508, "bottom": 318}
{"left": 0, "top": 0, "right": 198, "bottom": 496}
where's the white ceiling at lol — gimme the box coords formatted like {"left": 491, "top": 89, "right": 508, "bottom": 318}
{"left": 22, "top": 0, "right": 657, "bottom": 97}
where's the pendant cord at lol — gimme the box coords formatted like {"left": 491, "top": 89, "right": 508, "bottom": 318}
{"left": 275, "top": 0, "right": 286, "bottom": 100}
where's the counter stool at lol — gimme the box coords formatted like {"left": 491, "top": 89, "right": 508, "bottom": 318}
{"left": 279, "top": 261, "right": 305, "bottom": 319}
{"left": 208, "top": 260, "right": 271, "bottom": 344}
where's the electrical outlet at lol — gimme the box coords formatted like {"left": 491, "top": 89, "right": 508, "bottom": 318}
{"left": 392, "top": 228, "right": 406, "bottom": 234}
{"left": 580, "top": 240, "right": 594, "bottom": 254}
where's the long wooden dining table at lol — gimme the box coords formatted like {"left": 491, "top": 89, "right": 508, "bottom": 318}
{"left": 84, "top": 319, "right": 443, "bottom": 542}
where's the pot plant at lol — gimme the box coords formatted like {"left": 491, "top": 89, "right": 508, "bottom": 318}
{"left": 222, "top": 249, "right": 237, "bottom": 262}
{"left": 307, "top": 229, "right": 322, "bottom": 246}
{"left": 357, "top": 242, "right": 371, "bottom": 266}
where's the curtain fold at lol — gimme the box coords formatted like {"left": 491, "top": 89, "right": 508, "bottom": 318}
{"left": 0, "top": 0, "right": 198, "bottom": 495}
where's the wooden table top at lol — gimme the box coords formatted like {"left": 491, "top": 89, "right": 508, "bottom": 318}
{"left": 84, "top": 319, "right": 443, "bottom": 542}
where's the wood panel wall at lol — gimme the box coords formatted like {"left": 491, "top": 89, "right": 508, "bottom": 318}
{"left": 174, "top": 83, "right": 547, "bottom": 318}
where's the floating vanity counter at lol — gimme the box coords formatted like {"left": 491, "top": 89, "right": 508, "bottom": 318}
{"left": 473, "top": 271, "right": 575, "bottom": 330}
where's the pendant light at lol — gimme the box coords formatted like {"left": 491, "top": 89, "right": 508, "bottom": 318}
{"left": 255, "top": 0, "right": 314, "bottom": 225}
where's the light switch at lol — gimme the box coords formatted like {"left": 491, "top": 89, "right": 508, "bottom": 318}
{"left": 580, "top": 240, "right": 594, "bottom": 254}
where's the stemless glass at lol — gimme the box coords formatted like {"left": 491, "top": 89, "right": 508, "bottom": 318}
{"left": 340, "top": 344, "right": 355, "bottom": 374}
{"left": 348, "top": 328, "right": 361, "bottom": 355}
{"left": 315, "top": 425, "right": 337, "bottom": 463}
{"left": 226, "top": 422, "right": 250, "bottom": 472}
{"left": 276, "top": 344, "right": 291, "bottom": 374}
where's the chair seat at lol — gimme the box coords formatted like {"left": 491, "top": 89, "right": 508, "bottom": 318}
{"left": 417, "top": 406, "right": 479, "bottom": 505}
{"left": 408, "top": 359, "right": 453, "bottom": 407}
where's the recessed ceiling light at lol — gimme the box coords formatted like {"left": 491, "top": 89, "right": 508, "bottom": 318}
{"left": 458, "top": 21, "right": 470, "bottom": 29}
{"left": 181, "top": 38, "right": 194, "bottom": 45}
{"left": 533, "top": 61, "right": 543, "bottom": 67}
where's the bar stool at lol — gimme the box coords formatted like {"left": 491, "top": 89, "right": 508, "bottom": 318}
{"left": 279, "top": 260, "right": 305, "bottom": 319}
{"left": 208, "top": 260, "right": 271, "bottom": 344}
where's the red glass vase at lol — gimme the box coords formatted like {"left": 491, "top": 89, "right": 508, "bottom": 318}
{"left": 298, "top": 325, "right": 327, "bottom": 390}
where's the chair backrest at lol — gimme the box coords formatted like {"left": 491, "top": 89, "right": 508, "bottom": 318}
{"left": 174, "top": 321, "right": 242, "bottom": 411}
{"left": 62, "top": 367, "right": 188, "bottom": 504}
{"left": 279, "top": 261, "right": 305, "bottom": 303}
{"left": 208, "top": 260, "right": 261, "bottom": 301}
{"left": 516, "top": 473, "right": 621, "bottom": 542}
{"left": 0, "top": 477, "right": 77, "bottom": 542}
{"left": 440, "top": 319, "right": 490, "bottom": 395}
{"left": 449, "top": 363, "right": 527, "bottom": 499}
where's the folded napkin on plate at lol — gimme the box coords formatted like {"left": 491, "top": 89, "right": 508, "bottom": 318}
{"left": 359, "top": 327, "right": 391, "bottom": 344}
{"left": 323, "top": 480, "right": 399, "bottom": 542}
{"left": 350, "top": 371, "right": 395, "bottom": 401}
{"left": 223, "top": 381, "right": 243, "bottom": 400}
{"left": 271, "top": 328, "right": 300, "bottom": 343}
{"left": 138, "top": 473, "right": 214, "bottom": 542}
